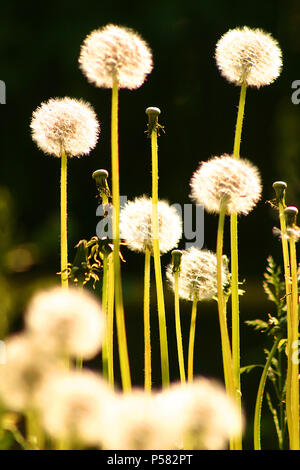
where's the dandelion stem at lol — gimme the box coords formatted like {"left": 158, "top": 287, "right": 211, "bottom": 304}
{"left": 230, "top": 81, "right": 247, "bottom": 450}
{"left": 144, "top": 247, "right": 152, "bottom": 391}
{"left": 174, "top": 270, "right": 186, "bottom": 383}
{"left": 253, "top": 335, "right": 281, "bottom": 450}
{"left": 150, "top": 121, "right": 170, "bottom": 388}
{"left": 107, "top": 253, "right": 115, "bottom": 387}
{"left": 60, "top": 148, "right": 68, "bottom": 289}
{"left": 111, "top": 76, "right": 131, "bottom": 392}
{"left": 101, "top": 251, "right": 109, "bottom": 380}
{"left": 188, "top": 296, "right": 198, "bottom": 383}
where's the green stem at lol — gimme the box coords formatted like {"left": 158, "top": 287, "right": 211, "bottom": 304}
{"left": 102, "top": 252, "right": 109, "bottom": 380}
{"left": 288, "top": 236, "right": 299, "bottom": 450}
{"left": 188, "top": 296, "right": 198, "bottom": 383}
{"left": 144, "top": 247, "right": 152, "bottom": 391}
{"left": 174, "top": 270, "right": 186, "bottom": 383}
{"left": 150, "top": 128, "right": 170, "bottom": 388}
{"left": 60, "top": 149, "right": 68, "bottom": 288}
{"left": 253, "top": 336, "right": 281, "bottom": 450}
{"left": 111, "top": 76, "right": 131, "bottom": 392}
{"left": 107, "top": 253, "right": 115, "bottom": 387}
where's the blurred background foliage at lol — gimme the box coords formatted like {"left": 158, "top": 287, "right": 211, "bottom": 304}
{"left": 0, "top": 0, "right": 300, "bottom": 449}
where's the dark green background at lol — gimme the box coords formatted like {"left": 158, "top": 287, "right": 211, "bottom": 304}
{"left": 1, "top": 0, "right": 300, "bottom": 450}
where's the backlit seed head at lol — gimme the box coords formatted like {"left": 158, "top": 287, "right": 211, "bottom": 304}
{"left": 215, "top": 26, "right": 282, "bottom": 88}
{"left": 166, "top": 247, "right": 228, "bottom": 302}
{"left": 36, "top": 370, "right": 113, "bottom": 446}
{"left": 190, "top": 154, "right": 262, "bottom": 215}
{"left": 79, "top": 24, "right": 153, "bottom": 89}
{"left": 30, "top": 97, "right": 100, "bottom": 157}
{"left": 119, "top": 196, "right": 182, "bottom": 254}
{"left": 25, "top": 286, "right": 105, "bottom": 360}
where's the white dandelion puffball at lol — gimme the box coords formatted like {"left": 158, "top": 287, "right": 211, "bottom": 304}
{"left": 119, "top": 196, "right": 182, "bottom": 254}
{"left": 190, "top": 154, "right": 262, "bottom": 215}
{"left": 0, "top": 333, "right": 59, "bottom": 411}
{"left": 166, "top": 247, "right": 228, "bottom": 302}
{"left": 79, "top": 24, "right": 153, "bottom": 89}
{"left": 30, "top": 97, "right": 100, "bottom": 157}
{"left": 157, "top": 378, "right": 243, "bottom": 450}
{"left": 25, "top": 286, "right": 105, "bottom": 360}
{"left": 36, "top": 370, "right": 114, "bottom": 446}
{"left": 215, "top": 26, "right": 282, "bottom": 87}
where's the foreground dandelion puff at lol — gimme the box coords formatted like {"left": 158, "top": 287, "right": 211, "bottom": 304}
{"left": 166, "top": 246, "right": 228, "bottom": 302}
{"left": 120, "top": 196, "right": 182, "bottom": 254}
{"left": 25, "top": 286, "right": 105, "bottom": 360}
{"left": 79, "top": 24, "right": 153, "bottom": 89}
{"left": 215, "top": 26, "right": 282, "bottom": 88}
{"left": 157, "top": 378, "right": 243, "bottom": 450}
{"left": 0, "top": 333, "right": 59, "bottom": 411}
{"left": 36, "top": 370, "right": 114, "bottom": 446}
{"left": 190, "top": 154, "right": 262, "bottom": 215}
{"left": 30, "top": 97, "right": 100, "bottom": 157}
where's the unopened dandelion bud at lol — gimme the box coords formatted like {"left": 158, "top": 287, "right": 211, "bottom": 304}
{"left": 145, "top": 107, "right": 163, "bottom": 135}
{"left": 92, "top": 169, "right": 110, "bottom": 200}
{"left": 215, "top": 26, "right": 282, "bottom": 88}
{"left": 171, "top": 249, "right": 182, "bottom": 274}
{"left": 272, "top": 181, "right": 287, "bottom": 205}
{"left": 284, "top": 206, "right": 298, "bottom": 228}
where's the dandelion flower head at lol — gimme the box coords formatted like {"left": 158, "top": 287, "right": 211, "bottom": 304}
{"left": 30, "top": 97, "right": 100, "bottom": 157}
{"left": 79, "top": 24, "right": 153, "bottom": 89}
{"left": 215, "top": 26, "right": 282, "bottom": 88}
{"left": 120, "top": 196, "right": 182, "bottom": 254}
{"left": 190, "top": 154, "right": 262, "bottom": 215}
{"left": 166, "top": 246, "right": 228, "bottom": 302}
{"left": 25, "top": 286, "right": 105, "bottom": 360}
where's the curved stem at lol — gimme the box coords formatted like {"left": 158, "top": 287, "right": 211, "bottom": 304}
{"left": 111, "top": 77, "right": 131, "bottom": 392}
{"left": 174, "top": 270, "right": 186, "bottom": 383}
{"left": 254, "top": 336, "right": 281, "bottom": 450}
{"left": 144, "top": 247, "right": 152, "bottom": 391}
{"left": 188, "top": 296, "right": 198, "bottom": 383}
{"left": 60, "top": 149, "right": 68, "bottom": 288}
{"left": 150, "top": 128, "right": 170, "bottom": 388}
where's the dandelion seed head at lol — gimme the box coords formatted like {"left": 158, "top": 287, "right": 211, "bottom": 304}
{"left": 166, "top": 247, "right": 228, "bottom": 302}
{"left": 25, "top": 286, "right": 105, "bottom": 360}
{"left": 157, "top": 378, "right": 243, "bottom": 450}
{"left": 0, "top": 333, "right": 58, "bottom": 411}
{"left": 36, "top": 370, "right": 113, "bottom": 446}
{"left": 119, "top": 196, "right": 182, "bottom": 254}
{"left": 79, "top": 24, "right": 153, "bottom": 89}
{"left": 30, "top": 97, "right": 100, "bottom": 157}
{"left": 190, "top": 154, "right": 262, "bottom": 215}
{"left": 215, "top": 26, "right": 282, "bottom": 87}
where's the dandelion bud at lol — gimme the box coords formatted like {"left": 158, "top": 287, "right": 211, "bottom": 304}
{"left": 92, "top": 169, "right": 110, "bottom": 200}
{"left": 284, "top": 206, "right": 298, "bottom": 227}
{"left": 215, "top": 26, "right": 282, "bottom": 88}
{"left": 30, "top": 97, "right": 100, "bottom": 157}
{"left": 171, "top": 249, "right": 182, "bottom": 274}
{"left": 25, "top": 286, "right": 105, "bottom": 360}
{"left": 273, "top": 181, "right": 287, "bottom": 204}
{"left": 79, "top": 24, "right": 153, "bottom": 89}
{"left": 166, "top": 247, "right": 228, "bottom": 302}
{"left": 190, "top": 154, "right": 262, "bottom": 215}
{"left": 119, "top": 196, "right": 182, "bottom": 254}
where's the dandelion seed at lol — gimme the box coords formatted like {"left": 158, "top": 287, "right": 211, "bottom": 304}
{"left": 30, "top": 97, "right": 100, "bottom": 157}
{"left": 25, "top": 286, "right": 105, "bottom": 360}
{"left": 79, "top": 24, "right": 153, "bottom": 89}
{"left": 119, "top": 196, "right": 182, "bottom": 254}
{"left": 166, "top": 246, "right": 228, "bottom": 302}
{"left": 190, "top": 154, "right": 262, "bottom": 215}
{"left": 36, "top": 370, "right": 113, "bottom": 446}
{"left": 0, "top": 334, "right": 59, "bottom": 411}
{"left": 157, "top": 378, "right": 243, "bottom": 450}
{"left": 215, "top": 26, "right": 282, "bottom": 88}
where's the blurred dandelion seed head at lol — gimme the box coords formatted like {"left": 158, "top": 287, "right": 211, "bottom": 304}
{"left": 119, "top": 196, "right": 182, "bottom": 254}
{"left": 166, "top": 247, "right": 227, "bottom": 302}
{"left": 30, "top": 97, "right": 100, "bottom": 157}
{"left": 79, "top": 24, "right": 153, "bottom": 89}
{"left": 36, "top": 370, "right": 113, "bottom": 446}
{"left": 25, "top": 286, "right": 105, "bottom": 360}
{"left": 190, "top": 154, "right": 262, "bottom": 215}
{"left": 215, "top": 26, "right": 282, "bottom": 88}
